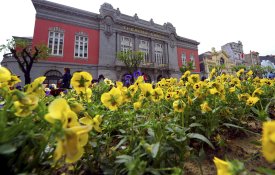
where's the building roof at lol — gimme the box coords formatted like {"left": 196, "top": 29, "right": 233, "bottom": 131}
{"left": 259, "top": 55, "right": 275, "bottom": 64}
{"left": 32, "top": 0, "right": 199, "bottom": 46}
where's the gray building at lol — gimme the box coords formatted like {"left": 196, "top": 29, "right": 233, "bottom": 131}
{"left": 1, "top": 0, "right": 200, "bottom": 86}
{"left": 221, "top": 41, "right": 244, "bottom": 65}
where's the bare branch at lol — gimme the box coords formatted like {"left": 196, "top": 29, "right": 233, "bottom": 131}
{"left": 10, "top": 48, "right": 26, "bottom": 73}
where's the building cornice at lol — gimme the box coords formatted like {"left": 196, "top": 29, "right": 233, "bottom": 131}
{"left": 32, "top": 0, "right": 199, "bottom": 48}
{"left": 32, "top": 0, "right": 100, "bottom": 29}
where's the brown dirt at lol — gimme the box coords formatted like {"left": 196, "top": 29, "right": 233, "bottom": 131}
{"left": 184, "top": 127, "right": 275, "bottom": 175}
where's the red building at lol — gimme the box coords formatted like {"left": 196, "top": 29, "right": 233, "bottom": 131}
{"left": 2, "top": 0, "right": 200, "bottom": 85}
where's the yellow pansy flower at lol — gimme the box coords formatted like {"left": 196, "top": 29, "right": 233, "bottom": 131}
{"left": 25, "top": 76, "right": 46, "bottom": 97}
{"left": 246, "top": 70, "right": 253, "bottom": 76}
{"left": 200, "top": 101, "right": 212, "bottom": 113}
{"left": 0, "top": 66, "right": 11, "bottom": 83}
{"left": 104, "top": 78, "right": 114, "bottom": 86}
{"left": 213, "top": 157, "right": 232, "bottom": 175}
{"left": 134, "top": 76, "right": 144, "bottom": 87}
{"left": 173, "top": 100, "right": 186, "bottom": 113}
{"left": 238, "top": 93, "right": 250, "bottom": 101}
{"left": 116, "top": 81, "right": 123, "bottom": 90}
{"left": 150, "top": 87, "right": 164, "bottom": 102}
{"left": 139, "top": 83, "right": 153, "bottom": 98}
{"left": 8, "top": 75, "right": 21, "bottom": 87}
{"left": 236, "top": 69, "right": 244, "bottom": 77}
{"left": 54, "top": 125, "right": 92, "bottom": 163}
{"left": 133, "top": 101, "right": 142, "bottom": 110}
{"left": 181, "top": 70, "right": 191, "bottom": 80}
{"left": 13, "top": 95, "right": 39, "bottom": 117}
{"left": 121, "top": 87, "right": 132, "bottom": 103}
{"left": 262, "top": 121, "right": 275, "bottom": 162}
{"left": 70, "top": 102, "right": 85, "bottom": 114}
{"left": 128, "top": 85, "right": 138, "bottom": 96}
{"left": 246, "top": 96, "right": 259, "bottom": 106}
{"left": 252, "top": 88, "right": 263, "bottom": 97}
{"left": 209, "top": 68, "right": 216, "bottom": 79}
{"left": 82, "top": 88, "right": 92, "bottom": 102}
{"left": 209, "top": 88, "right": 219, "bottom": 95}
{"left": 193, "top": 82, "right": 201, "bottom": 90}
{"left": 165, "top": 92, "right": 174, "bottom": 101}
{"left": 71, "top": 72, "right": 92, "bottom": 94}
{"left": 101, "top": 87, "right": 123, "bottom": 111}
{"left": 44, "top": 98, "right": 78, "bottom": 128}
{"left": 79, "top": 114, "right": 102, "bottom": 132}
{"left": 188, "top": 74, "right": 200, "bottom": 84}
{"left": 229, "top": 87, "right": 236, "bottom": 93}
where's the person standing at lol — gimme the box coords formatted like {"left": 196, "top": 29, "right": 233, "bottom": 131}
{"left": 61, "top": 68, "right": 72, "bottom": 89}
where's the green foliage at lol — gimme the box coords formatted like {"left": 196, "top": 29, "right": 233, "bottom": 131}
{"left": 231, "top": 64, "right": 247, "bottom": 72}
{"left": 117, "top": 50, "right": 144, "bottom": 73}
{"left": 0, "top": 38, "right": 49, "bottom": 84}
{"left": 179, "top": 61, "right": 195, "bottom": 73}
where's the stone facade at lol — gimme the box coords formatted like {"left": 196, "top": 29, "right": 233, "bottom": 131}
{"left": 244, "top": 51, "right": 260, "bottom": 66}
{"left": 199, "top": 48, "right": 235, "bottom": 77}
{"left": 221, "top": 41, "right": 244, "bottom": 65}
{"left": 1, "top": 0, "right": 199, "bottom": 86}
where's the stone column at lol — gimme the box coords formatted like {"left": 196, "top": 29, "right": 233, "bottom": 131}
{"left": 116, "top": 32, "right": 120, "bottom": 52}
{"left": 163, "top": 42, "right": 169, "bottom": 64}
{"left": 150, "top": 39, "right": 155, "bottom": 63}
{"left": 134, "top": 34, "right": 139, "bottom": 51}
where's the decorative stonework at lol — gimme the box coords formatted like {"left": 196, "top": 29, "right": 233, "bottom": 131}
{"left": 75, "top": 31, "right": 88, "bottom": 36}
{"left": 49, "top": 27, "right": 64, "bottom": 32}
{"left": 134, "top": 13, "right": 139, "bottom": 21}
{"left": 102, "top": 16, "right": 114, "bottom": 37}
{"left": 169, "top": 34, "right": 176, "bottom": 48}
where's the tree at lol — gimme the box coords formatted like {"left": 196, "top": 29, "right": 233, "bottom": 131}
{"left": 0, "top": 38, "right": 49, "bottom": 85}
{"left": 231, "top": 64, "right": 247, "bottom": 72}
{"left": 179, "top": 61, "right": 195, "bottom": 74}
{"left": 116, "top": 50, "right": 144, "bottom": 74}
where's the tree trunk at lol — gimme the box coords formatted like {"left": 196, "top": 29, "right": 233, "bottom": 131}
{"left": 24, "top": 72, "right": 31, "bottom": 85}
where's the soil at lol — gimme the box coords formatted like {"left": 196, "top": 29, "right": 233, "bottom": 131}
{"left": 184, "top": 121, "right": 275, "bottom": 175}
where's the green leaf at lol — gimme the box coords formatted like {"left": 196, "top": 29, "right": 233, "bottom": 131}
{"left": 223, "top": 123, "right": 244, "bottom": 129}
{"left": 251, "top": 107, "right": 260, "bottom": 116}
{"left": 115, "top": 155, "right": 133, "bottom": 164}
{"left": 189, "top": 123, "right": 203, "bottom": 128}
{"left": 114, "top": 138, "right": 127, "bottom": 150}
{"left": 257, "top": 167, "right": 275, "bottom": 175}
{"left": 147, "top": 128, "right": 155, "bottom": 137}
{"left": 151, "top": 142, "right": 160, "bottom": 158}
{"left": 187, "top": 133, "right": 214, "bottom": 149}
{"left": 0, "top": 143, "right": 16, "bottom": 154}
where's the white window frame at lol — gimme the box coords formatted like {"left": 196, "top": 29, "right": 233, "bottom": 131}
{"left": 139, "top": 40, "right": 149, "bottom": 63}
{"left": 121, "top": 36, "right": 133, "bottom": 52}
{"left": 190, "top": 53, "right": 195, "bottom": 68}
{"left": 48, "top": 27, "right": 64, "bottom": 56}
{"left": 155, "top": 43, "right": 163, "bottom": 65}
{"left": 74, "top": 32, "right": 88, "bottom": 59}
{"left": 181, "top": 52, "right": 186, "bottom": 65}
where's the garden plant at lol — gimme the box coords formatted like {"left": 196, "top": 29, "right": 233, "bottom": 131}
{"left": 0, "top": 66, "right": 274, "bottom": 175}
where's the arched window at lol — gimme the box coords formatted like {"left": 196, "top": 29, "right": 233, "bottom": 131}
{"left": 220, "top": 58, "right": 225, "bottom": 65}
{"left": 44, "top": 70, "right": 62, "bottom": 86}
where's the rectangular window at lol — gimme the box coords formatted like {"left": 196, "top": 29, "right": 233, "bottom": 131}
{"left": 48, "top": 31, "right": 64, "bottom": 56}
{"left": 155, "top": 43, "right": 163, "bottom": 65}
{"left": 74, "top": 35, "right": 88, "bottom": 58}
{"left": 121, "top": 36, "right": 133, "bottom": 52}
{"left": 190, "top": 53, "right": 196, "bottom": 68}
{"left": 181, "top": 53, "right": 186, "bottom": 65}
{"left": 139, "top": 40, "right": 149, "bottom": 63}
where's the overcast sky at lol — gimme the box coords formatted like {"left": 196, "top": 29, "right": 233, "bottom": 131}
{"left": 1, "top": 0, "right": 274, "bottom": 62}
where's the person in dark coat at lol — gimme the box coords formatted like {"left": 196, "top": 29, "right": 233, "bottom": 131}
{"left": 61, "top": 68, "right": 72, "bottom": 89}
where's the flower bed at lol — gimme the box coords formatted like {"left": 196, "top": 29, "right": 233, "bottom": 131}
{"left": 0, "top": 67, "right": 274, "bottom": 174}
